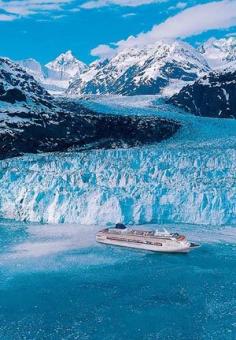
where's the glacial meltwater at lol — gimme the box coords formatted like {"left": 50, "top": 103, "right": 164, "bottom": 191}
{"left": 0, "top": 220, "right": 235, "bottom": 340}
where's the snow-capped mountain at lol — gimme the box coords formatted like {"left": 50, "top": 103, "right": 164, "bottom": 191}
{"left": 19, "top": 58, "right": 44, "bottom": 80}
{"left": 46, "top": 50, "right": 87, "bottom": 80}
{"left": 200, "top": 37, "right": 236, "bottom": 71}
{"left": 168, "top": 70, "right": 236, "bottom": 119}
{"left": 0, "top": 57, "right": 54, "bottom": 112}
{"left": 0, "top": 56, "right": 68, "bottom": 157}
{"left": 67, "top": 40, "right": 210, "bottom": 97}
{"left": 17, "top": 37, "right": 236, "bottom": 98}
{"left": 19, "top": 51, "right": 87, "bottom": 94}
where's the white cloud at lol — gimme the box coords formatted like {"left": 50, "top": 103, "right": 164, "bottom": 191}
{"left": 0, "top": 0, "right": 73, "bottom": 20}
{"left": 226, "top": 32, "right": 236, "bottom": 36}
{"left": 81, "top": 0, "right": 163, "bottom": 9}
{"left": 70, "top": 7, "right": 81, "bottom": 12}
{"left": 122, "top": 12, "right": 137, "bottom": 17}
{"left": 168, "top": 2, "right": 187, "bottom": 10}
{"left": 0, "top": 13, "right": 17, "bottom": 21}
{"left": 91, "top": 0, "right": 236, "bottom": 58}
{"left": 91, "top": 44, "right": 115, "bottom": 59}
{"left": 175, "top": 1, "right": 187, "bottom": 8}
{"left": 52, "top": 14, "right": 67, "bottom": 19}
{"left": 3, "top": 6, "right": 36, "bottom": 15}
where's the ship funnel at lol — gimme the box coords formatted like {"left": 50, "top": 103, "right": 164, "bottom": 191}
{"left": 115, "top": 223, "right": 126, "bottom": 229}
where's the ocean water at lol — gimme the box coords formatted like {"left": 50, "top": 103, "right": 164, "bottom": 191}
{"left": 0, "top": 219, "right": 235, "bottom": 340}
{"left": 0, "top": 96, "right": 235, "bottom": 339}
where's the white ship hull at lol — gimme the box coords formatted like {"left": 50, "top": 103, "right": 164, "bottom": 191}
{"left": 96, "top": 236, "right": 194, "bottom": 253}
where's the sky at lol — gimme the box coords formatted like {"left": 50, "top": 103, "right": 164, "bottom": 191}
{"left": 0, "top": 0, "right": 236, "bottom": 64}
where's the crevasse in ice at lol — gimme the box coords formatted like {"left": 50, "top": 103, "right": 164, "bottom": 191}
{"left": 0, "top": 96, "right": 235, "bottom": 225}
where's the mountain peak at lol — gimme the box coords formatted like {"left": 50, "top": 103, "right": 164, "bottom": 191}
{"left": 46, "top": 50, "right": 86, "bottom": 68}
{"left": 200, "top": 37, "right": 236, "bottom": 70}
{"left": 45, "top": 51, "right": 87, "bottom": 81}
{"left": 18, "top": 51, "right": 87, "bottom": 94}
{"left": 0, "top": 57, "right": 53, "bottom": 113}
{"left": 64, "top": 50, "right": 73, "bottom": 55}
{"left": 52, "top": 50, "right": 76, "bottom": 63}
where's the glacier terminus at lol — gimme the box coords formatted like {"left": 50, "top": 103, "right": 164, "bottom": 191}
{"left": 0, "top": 96, "right": 235, "bottom": 226}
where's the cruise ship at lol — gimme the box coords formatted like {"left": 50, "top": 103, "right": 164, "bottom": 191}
{"left": 96, "top": 224, "right": 200, "bottom": 253}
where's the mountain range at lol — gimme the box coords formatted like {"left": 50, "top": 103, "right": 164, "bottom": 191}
{"left": 16, "top": 37, "right": 236, "bottom": 99}
{"left": 66, "top": 37, "right": 236, "bottom": 97}
{"left": 0, "top": 36, "right": 236, "bottom": 122}
{"left": 18, "top": 50, "right": 87, "bottom": 94}
{"left": 199, "top": 37, "right": 236, "bottom": 71}
{"left": 166, "top": 37, "right": 236, "bottom": 119}
{"left": 67, "top": 40, "right": 210, "bottom": 97}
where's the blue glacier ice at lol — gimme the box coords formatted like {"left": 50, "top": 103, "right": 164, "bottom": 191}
{"left": 0, "top": 96, "right": 235, "bottom": 225}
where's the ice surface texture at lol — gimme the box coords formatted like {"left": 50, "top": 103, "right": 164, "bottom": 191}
{"left": 0, "top": 146, "right": 235, "bottom": 226}
{"left": 0, "top": 97, "right": 235, "bottom": 226}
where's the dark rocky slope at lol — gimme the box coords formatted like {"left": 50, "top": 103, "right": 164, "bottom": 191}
{"left": 168, "top": 71, "right": 236, "bottom": 119}
{"left": 0, "top": 101, "right": 180, "bottom": 160}
{"left": 0, "top": 57, "right": 54, "bottom": 109}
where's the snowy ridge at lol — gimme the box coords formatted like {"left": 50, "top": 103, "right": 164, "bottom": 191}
{"left": 46, "top": 50, "right": 87, "bottom": 79}
{"left": 200, "top": 37, "right": 236, "bottom": 71}
{"left": 18, "top": 58, "right": 44, "bottom": 80}
{"left": 0, "top": 57, "right": 55, "bottom": 114}
{"left": 19, "top": 51, "right": 87, "bottom": 94}
{"left": 169, "top": 70, "right": 236, "bottom": 119}
{"left": 16, "top": 37, "right": 236, "bottom": 97}
{"left": 15, "top": 37, "right": 236, "bottom": 97}
{"left": 67, "top": 40, "right": 210, "bottom": 96}
{"left": 0, "top": 57, "right": 68, "bottom": 158}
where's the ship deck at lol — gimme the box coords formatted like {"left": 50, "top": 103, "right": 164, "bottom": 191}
{"left": 100, "top": 228, "right": 181, "bottom": 241}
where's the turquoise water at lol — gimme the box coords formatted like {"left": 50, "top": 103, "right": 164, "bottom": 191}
{"left": 0, "top": 220, "right": 235, "bottom": 340}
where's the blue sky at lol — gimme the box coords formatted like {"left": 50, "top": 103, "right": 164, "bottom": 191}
{"left": 0, "top": 0, "right": 236, "bottom": 64}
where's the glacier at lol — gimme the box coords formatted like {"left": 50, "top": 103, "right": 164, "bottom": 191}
{"left": 0, "top": 96, "right": 235, "bottom": 226}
